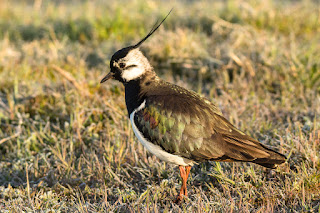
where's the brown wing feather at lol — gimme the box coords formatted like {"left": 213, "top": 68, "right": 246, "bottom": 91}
{"left": 139, "top": 80, "right": 286, "bottom": 167}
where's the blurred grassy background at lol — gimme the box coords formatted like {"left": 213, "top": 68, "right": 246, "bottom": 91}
{"left": 0, "top": 0, "right": 319, "bottom": 212}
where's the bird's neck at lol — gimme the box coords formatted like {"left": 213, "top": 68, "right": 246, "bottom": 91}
{"left": 124, "top": 71, "right": 158, "bottom": 116}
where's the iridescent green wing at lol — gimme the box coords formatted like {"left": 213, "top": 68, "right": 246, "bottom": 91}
{"left": 134, "top": 97, "right": 187, "bottom": 155}
{"left": 134, "top": 82, "right": 224, "bottom": 160}
{"left": 135, "top": 81, "right": 276, "bottom": 162}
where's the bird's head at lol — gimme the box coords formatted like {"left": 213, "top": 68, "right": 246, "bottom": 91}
{"left": 101, "top": 46, "right": 152, "bottom": 83}
{"left": 100, "top": 9, "right": 172, "bottom": 84}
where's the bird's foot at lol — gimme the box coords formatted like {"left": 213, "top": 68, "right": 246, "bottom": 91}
{"left": 174, "top": 185, "right": 188, "bottom": 204}
{"left": 174, "top": 193, "right": 184, "bottom": 204}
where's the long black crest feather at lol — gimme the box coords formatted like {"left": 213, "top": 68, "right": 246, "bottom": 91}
{"left": 133, "top": 8, "right": 173, "bottom": 48}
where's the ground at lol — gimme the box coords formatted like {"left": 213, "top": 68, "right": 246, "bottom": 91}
{"left": 0, "top": 0, "right": 319, "bottom": 212}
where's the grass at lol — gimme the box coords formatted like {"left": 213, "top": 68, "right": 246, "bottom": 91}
{"left": 0, "top": 0, "right": 319, "bottom": 212}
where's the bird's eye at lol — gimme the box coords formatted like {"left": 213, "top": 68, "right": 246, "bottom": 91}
{"left": 119, "top": 63, "right": 126, "bottom": 69}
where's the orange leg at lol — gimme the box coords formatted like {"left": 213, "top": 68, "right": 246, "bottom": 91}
{"left": 184, "top": 166, "right": 191, "bottom": 196}
{"left": 175, "top": 165, "right": 192, "bottom": 203}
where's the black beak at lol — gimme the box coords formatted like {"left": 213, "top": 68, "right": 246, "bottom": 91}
{"left": 100, "top": 72, "right": 114, "bottom": 83}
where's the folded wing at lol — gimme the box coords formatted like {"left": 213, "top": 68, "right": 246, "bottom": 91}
{"left": 134, "top": 81, "right": 286, "bottom": 168}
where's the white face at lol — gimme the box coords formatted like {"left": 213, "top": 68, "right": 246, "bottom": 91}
{"left": 120, "top": 49, "right": 151, "bottom": 82}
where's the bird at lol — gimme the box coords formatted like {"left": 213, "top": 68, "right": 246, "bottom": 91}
{"left": 100, "top": 10, "right": 286, "bottom": 202}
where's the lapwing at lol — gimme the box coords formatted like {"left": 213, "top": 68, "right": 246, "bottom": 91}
{"left": 100, "top": 11, "right": 286, "bottom": 202}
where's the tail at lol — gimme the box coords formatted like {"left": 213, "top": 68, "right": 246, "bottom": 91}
{"left": 252, "top": 144, "right": 286, "bottom": 168}
{"left": 220, "top": 134, "right": 287, "bottom": 169}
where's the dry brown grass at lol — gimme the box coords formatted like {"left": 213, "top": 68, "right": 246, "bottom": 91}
{"left": 0, "top": 0, "right": 319, "bottom": 212}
